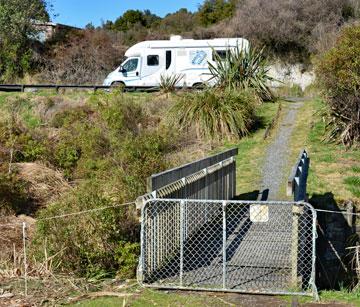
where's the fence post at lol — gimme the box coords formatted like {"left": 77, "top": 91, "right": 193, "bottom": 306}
{"left": 231, "top": 157, "right": 236, "bottom": 199}
{"left": 222, "top": 201, "right": 227, "bottom": 289}
{"left": 291, "top": 205, "right": 301, "bottom": 288}
{"left": 180, "top": 200, "right": 185, "bottom": 286}
{"left": 22, "top": 222, "right": 28, "bottom": 297}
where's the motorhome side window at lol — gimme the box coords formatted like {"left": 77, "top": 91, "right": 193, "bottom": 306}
{"left": 213, "top": 50, "right": 228, "bottom": 61}
{"left": 122, "top": 59, "right": 138, "bottom": 72}
{"left": 147, "top": 55, "right": 159, "bottom": 66}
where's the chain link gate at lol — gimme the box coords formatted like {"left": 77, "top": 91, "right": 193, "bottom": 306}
{"left": 138, "top": 199, "right": 318, "bottom": 298}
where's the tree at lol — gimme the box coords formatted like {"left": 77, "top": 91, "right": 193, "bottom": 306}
{"left": 0, "top": 0, "right": 49, "bottom": 81}
{"left": 197, "top": 0, "right": 237, "bottom": 27}
{"left": 143, "top": 9, "right": 161, "bottom": 29}
{"left": 160, "top": 9, "right": 195, "bottom": 34}
{"left": 113, "top": 10, "right": 146, "bottom": 32}
{"left": 85, "top": 22, "right": 96, "bottom": 30}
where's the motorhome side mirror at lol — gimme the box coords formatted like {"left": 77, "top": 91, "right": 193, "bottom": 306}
{"left": 119, "top": 66, "right": 125, "bottom": 73}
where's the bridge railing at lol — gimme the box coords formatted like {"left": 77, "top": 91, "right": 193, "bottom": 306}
{"left": 136, "top": 148, "right": 238, "bottom": 208}
{"left": 287, "top": 149, "right": 310, "bottom": 201}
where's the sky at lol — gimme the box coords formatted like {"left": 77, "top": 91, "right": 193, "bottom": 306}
{"left": 51, "top": 0, "right": 201, "bottom": 28}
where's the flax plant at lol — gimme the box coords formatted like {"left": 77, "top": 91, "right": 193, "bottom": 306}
{"left": 208, "top": 44, "right": 275, "bottom": 101}
{"left": 171, "top": 88, "right": 259, "bottom": 140}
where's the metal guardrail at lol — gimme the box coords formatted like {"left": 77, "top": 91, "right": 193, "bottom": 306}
{"left": 136, "top": 148, "right": 238, "bottom": 209}
{"left": 139, "top": 199, "right": 318, "bottom": 298}
{"left": 0, "top": 84, "right": 160, "bottom": 93}
{"left": 0, "top": 84, "right": 111, "bottom": 92}
{"left": 287, "top": 149, "right": 310, "bottom": 202}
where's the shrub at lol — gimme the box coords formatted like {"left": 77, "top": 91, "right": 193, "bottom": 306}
{"left": 31, "top": 129, "right": 171, "bottom": 277}
{"left": 223, "top": 0, "right": 355, "bottom": 59}
{"left": 159, "top": 74, "right": 184, "bottom": 93}
{"left": 315, "top": 24, "right": 360, "bottom": 147}
{"left": 209, "top": 45, "right": 275, "bottom": 100}
{"left": 28, "top": 91, "right": 175, "bottom": 278}
{"left": 0, "top": 173, "right": 29, "bottom": 215}
{"left": 42, "top": 30, "right": 125, "bottom": 84}
{"left": 171, "top": 88, "right": 259, "bottom": 140}
{"left": 32, "top": 181, "right": 140, "bottom": 278}
{"left": 115, "top": 241, "right": 140, "bottom": 279}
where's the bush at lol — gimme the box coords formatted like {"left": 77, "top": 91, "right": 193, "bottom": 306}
{"left": 42, "top": 30, "right": 125, "bottom": 84}
{"left": 159, "top": 74, "right": 184, "bottom": 93}
{"left": 209, "top": 44, "right": 275, "bottom": 100}
{"left": 171, "top": 88, "right": 259, "bottom": 140}
{"left": 27, "top": 92, "right": 175, "bottom": 278}
{"left": 0, "top": 173, "right": 29, "bottom": 215}
{"left": 32, "top": 181, "right": 140, "bottom": 278}
{"left": 315, "top": 24, "right": 360, "bottom": 147}
{"left": 223, "top": 0, "right": 355, "bottom": 60}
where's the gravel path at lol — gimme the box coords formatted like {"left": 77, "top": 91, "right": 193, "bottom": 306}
{"left": 260, "top": 102, "right": 304, "bottom": 200}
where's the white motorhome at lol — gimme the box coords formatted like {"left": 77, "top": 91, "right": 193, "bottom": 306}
{"left": 103, "top": 36, "right": 249, "bottom": 88}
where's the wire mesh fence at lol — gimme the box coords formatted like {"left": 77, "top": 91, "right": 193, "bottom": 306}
{"left": 138, "top": 199, "right": 318, "bottom": 298}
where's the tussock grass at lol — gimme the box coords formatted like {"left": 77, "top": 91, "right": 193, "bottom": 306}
{"left": 171, "top": 88, "right": 260, "bottom": 141}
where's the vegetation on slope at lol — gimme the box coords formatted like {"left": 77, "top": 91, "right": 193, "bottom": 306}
{"left": 315, "top": 24, "right": 360, "bottom": 147}
{"left": 0, "top": 91, "right": 180, "bottom": 278}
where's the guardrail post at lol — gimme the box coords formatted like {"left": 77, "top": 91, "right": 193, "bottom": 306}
{"left": 180, "top": 200, "right": 185, "bottom": 286}
{"left": 222, "top": 201, "right": 227, "bottom": 289}
{"left": 231, "top": 157, "right": 236, "bottom": 199}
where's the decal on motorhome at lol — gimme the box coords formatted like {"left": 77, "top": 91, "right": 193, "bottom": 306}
{"left": 190, "top": 50, "right": 207, "bottom": 65}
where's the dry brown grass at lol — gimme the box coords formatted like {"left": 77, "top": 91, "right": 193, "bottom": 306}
{"left": 0, "top": 215, "right": 35, "bottom": 282}
{"left": 13, "top": 163, "right": 70, "bottom": 205}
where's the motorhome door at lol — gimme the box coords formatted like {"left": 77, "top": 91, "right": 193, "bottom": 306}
{"left": 120, "top": 57, "right": 140, "bottom": 82}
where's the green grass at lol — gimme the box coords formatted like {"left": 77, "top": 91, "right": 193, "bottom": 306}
{"left": 221, "top": 101, "right": 281, "bottom": 197}
{"left": 351, "top": 166, "right": 360, "bottom": 173}
{"left": 282, "top": 289, "right": 360, "bottom": 305}
{"left": 287, "top": 98, "right": 360, "bottom": 202}
{"left": 73, "top": 288, "right": 360, "bottom": 306}
{"left": 344, "top": 176, "right": 360, "bottom": 197}
{"left": 71, "top": 289, "right": 230, "bottom": 307}
{"left": 320, "top": 289, "right": 360, "bottom": 305}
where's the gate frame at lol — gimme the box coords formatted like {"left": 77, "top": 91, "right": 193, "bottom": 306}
{"left": 138, "top": 198, "right": 319, "bottom": 299}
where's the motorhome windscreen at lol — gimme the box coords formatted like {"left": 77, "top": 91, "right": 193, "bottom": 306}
{"left": 123, "top": 58, "right": 138, "bottom": 72}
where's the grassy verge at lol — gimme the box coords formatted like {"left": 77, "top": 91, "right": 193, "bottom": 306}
{"left": 222, "top": 101, "right": 281, "bottom": 197}
{"left": 73, "top": 288, "right": 360, "bottom": 306}
{"left": 287, "top": 98, "right": 360, "bottom": 203}
{"left": 71, "top": 289, "right": 232, "bottom": 307}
